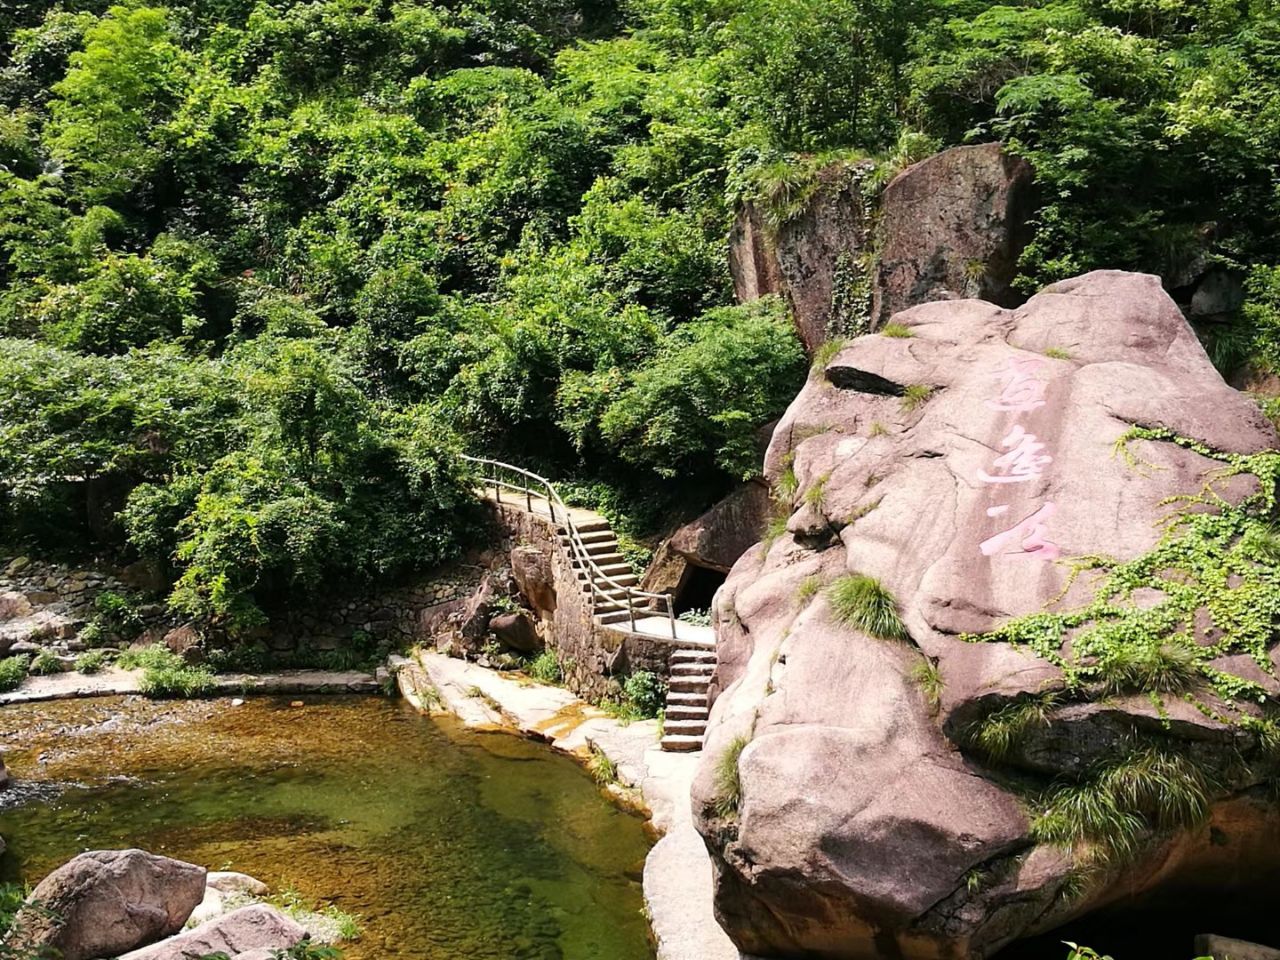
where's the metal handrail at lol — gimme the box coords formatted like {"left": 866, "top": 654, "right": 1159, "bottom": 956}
{"left": 461, "top": 454, "right": 679, "bottom": 639}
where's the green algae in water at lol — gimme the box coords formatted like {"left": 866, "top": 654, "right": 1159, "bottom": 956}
{"left": 0, "top": 696, "right": 655, "bottom": 960}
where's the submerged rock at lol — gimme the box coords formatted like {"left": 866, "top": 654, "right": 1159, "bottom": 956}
{"left": 206, "top": 871, "right": 269, "bottom": 897}
{"left": 4, "top": 849, "right": 206, "bottom": 960}
{"left": 693, "top": 271, "right": 1280, "bottom": 958}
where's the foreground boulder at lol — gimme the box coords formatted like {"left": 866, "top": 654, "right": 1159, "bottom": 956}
{"left": 693, "top": 271, "right": 1280, "bottom": 958}
{"left": 490, "top": 609, "right": 542, "bottom": 654}
{"left": 117, "top": 904, "right": 306, "bottom": 960}
{"left": 4, "top": 849, "right": 206, "bottom": 960}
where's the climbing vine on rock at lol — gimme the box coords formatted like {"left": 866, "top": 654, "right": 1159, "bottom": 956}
{"left": 966, "top": 427, "right": 1280, "bottom": 732}
{"left": 962, "top": 427, "right": 1280, "bottom": 865}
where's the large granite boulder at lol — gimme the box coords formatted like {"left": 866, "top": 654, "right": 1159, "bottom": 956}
{"left": 490, "top": 609, "right": 542, "bottom": 654}
{"left": 693, "top": 271, "right": 1280, "bottom": 958}
{"left": 510, "top": 545, "right": 557, "bottom": 619}
{"left": 117, "top": 905, "right": 305, "bottom": 960}
{"left": 643, "top": 481, "right": 772, "bottom": 602}
{"left": 872, "top": 142, "right": 1034, "bottom": 325}
{"left": 4, "top": 849, "right": 206, "bottom": 960}
{"left": 668, "top": 481, "right": 772, "bottom": 574}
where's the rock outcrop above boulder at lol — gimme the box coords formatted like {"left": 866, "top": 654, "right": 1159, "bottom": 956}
{"left": 872, "top": 142, "right": 1034, "bottom": 325}
{"left": 693, "top": 271, "right": 1280, "bottom": 958}
{"left": 668, "top": 481, "right": 772, "bottom": 574}
{"left": 729, "top": 143, "right": 1034, "bottom": 351}
{"left": 731, "top": 161, "right": 877, "bottom": 351}
{"left": 643, "top": 481, "right": 771, "bottom": 601}
{"left": 5, "top": 849, "right": 206, "bottom": 960}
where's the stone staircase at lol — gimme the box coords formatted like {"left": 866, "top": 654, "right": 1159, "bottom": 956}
{"left": 465, "top": 455, "right": 717, "bottom": 753}
{"left": 661, "top": 646, "right": 715, "bottom": 752}
{"left": 558, "top": 516, "right": 648, "bottom": 626}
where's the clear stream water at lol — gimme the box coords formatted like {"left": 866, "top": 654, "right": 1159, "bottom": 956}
{"left": 0, "top": 695, "right": 656, "bottom": 960}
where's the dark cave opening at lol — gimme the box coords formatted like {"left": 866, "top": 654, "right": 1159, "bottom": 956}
{"left": 673, "top": 563, "right": 726, "bottom": 616}
{"left": 992, "top": 883, "right": 1280, "bottom": 960}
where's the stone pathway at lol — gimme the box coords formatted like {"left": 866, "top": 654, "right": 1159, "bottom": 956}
{"left": 393, "top": 651, "right": 742, "bottom": 960}
{"left": 0, "top": 666, "right": 380, "bottom": 706}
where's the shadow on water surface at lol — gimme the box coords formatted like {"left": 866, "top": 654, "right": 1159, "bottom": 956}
{"left": 0, "top": 695, "right": 655, "bottom": 960}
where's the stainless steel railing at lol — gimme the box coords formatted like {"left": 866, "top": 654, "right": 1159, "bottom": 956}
{"left": 461, "top": 454, "right": 678, "bottom": 638}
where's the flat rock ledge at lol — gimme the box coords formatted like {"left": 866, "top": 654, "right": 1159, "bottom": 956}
{"left": 0, "top": 667, "right": 379, "bottom": 706}
{"left": 392, "top": 651, "right": 743, "bottom": 960}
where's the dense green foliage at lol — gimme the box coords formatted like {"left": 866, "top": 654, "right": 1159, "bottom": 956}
{"left": 3, "top": 0, "right": 1280, "bottom": 627}
{"left": 0, "top": 654, "right": 29, "bottom": 692}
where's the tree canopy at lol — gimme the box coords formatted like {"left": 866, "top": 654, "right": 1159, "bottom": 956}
{"left": 2, "top": 0, "right": 1278, "bottom": 624}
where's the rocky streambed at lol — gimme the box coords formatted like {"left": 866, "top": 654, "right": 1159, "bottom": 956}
{"left": 0, "top": 695, "right": 655, "bottom": 960}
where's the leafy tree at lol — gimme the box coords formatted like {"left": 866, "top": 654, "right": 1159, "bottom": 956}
{"left": 598, "top": 297, "right": 803, "bottom": 481}
{"left": 46, "top": 5, "right": 188, "bottom": 205}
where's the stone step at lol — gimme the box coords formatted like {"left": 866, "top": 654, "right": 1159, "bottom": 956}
{"left": 577, "top": 562, "right": 633, "bottom": 578}
{"left": 570, "top": 519, "right": 612, "bottom": 534}
{"left": 594, "top": 602, "right": 656, "bottom": 618}
{"left": 665, "top": 719, "right": 707, "bottom": 735}
{"left": 580, "top": 573, "right": 639, "bottom": 590}
{"left": 670, "top": 662, "right": 714, "bottom": 677}
{"left": 660, "top": 734, "right": 704, "bottom": 753}
{"left": 564, "top": 529, "right": 615, "bottom": 545}
{"left": 666, "top": 691, "right": 707, "bottom": 705}
{"left": 666, "top": 704, "right": 709, "bottom": 720}
{"left": 594, "top": 609, "right": 634, "bottom": 625}
{"left": 591, "top": 587, "right": 642, "bottom": 604}
{"left": 671, "top": 649, "right": 717, "bottom": 664}
{"left": 573, "top": 552, "right": 625, "bottom": 569}
{"left": 669, "top": 676, "right": 710, "bottom": 693}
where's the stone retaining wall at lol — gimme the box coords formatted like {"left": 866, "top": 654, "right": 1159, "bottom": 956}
{"left": 265, "top": 567, "right": 483, "bottom": 653}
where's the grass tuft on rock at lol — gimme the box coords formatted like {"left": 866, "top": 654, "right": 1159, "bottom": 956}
{"left": 587, "top": 743, "right": 619, "bottom": 785}
{"left": 713, "top": 735, "right": 750, "bottom": 819}
{"left": 966, "top": 695, "right": 1057, "bottom": 760}
{"left": 1097, "top": 639, "right": 1199, "bottom": 695}
{"left": 900, "top": 384, "right": 934, "bottom": 412}
{"left": 1032, "top": 743, "right": 1213, "bottom": 865}
{"left": 881, "top": 323, "right": 913, "bottom": 338}
{"left": 795, "top": 575, "right": 822, "bottom": 606}
{"left": 828, "top": 574, "right": 907, "bottom": 641}
{"left": 810, "top": 338, "right": 847, "bottom": 374}
{"left": 803, "top": 472, "right": 830, "bottom": 511}
{"left": 909, "top": 658, "right": 944, "bottom": 711}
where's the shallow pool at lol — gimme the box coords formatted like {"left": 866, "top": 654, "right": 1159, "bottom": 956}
{"left": 0, "top": 695, "right": 655, "bottom": 960}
